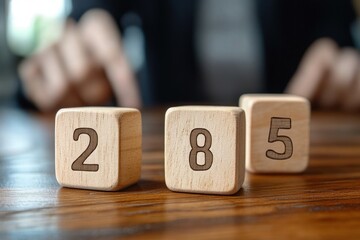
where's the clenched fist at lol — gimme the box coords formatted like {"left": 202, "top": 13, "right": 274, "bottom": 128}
{"left": 19, "top": 9, "right": 142, "bottom": 112}
{"left": 286, "top": 38, "right": 360, "bottom": 111}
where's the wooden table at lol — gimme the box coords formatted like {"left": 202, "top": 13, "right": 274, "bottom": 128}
{"left": 1, "top": 107, "right": 360, "bottom": 239}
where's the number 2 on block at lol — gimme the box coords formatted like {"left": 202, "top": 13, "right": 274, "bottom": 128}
{"left": 266, "top": 117, "right": 293, "bottom": 160}
{"left": 72, "top": 128, "right": 99, "bottom": 172}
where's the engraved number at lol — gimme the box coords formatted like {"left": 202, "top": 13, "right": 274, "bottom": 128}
{"left": 266, "top": 117, "right": 293, "bottom": 160}
{"left": 189, "top": 128, "right": 213, "bottom": 171}
{"left": 72, "top": 128, "right": 99, "bottom": 171}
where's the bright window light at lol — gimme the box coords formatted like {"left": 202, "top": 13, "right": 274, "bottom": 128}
{"left": 7, "top": 0, "right": 71, "bottom": 56}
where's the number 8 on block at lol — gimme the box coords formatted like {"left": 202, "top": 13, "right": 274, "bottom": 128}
{"left": 165, "top": 106, "right": 246, "bottom": 195}
{"left": 55, "top": 107, "right": 142, "bottom": 191}
{"left": 239, "top": 94, "right": 310, "bottom": 173}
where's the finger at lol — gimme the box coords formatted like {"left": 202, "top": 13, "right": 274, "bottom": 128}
{"left": 285, "top": 38, "right": 338, "bottom": 102}
{"left": 58, "top": 20, "right": 113, "bottom": 105}
{"left": 317, "top": 48, "right": 359, "bottom": 109}
{"left": 59, "top": 20, "right": 90, "bottom": 84}
{"left": 78, "top": 9, "right": 142, "bottom": 108}
{"left": 38, "top": 45, "right": 83, "bottom": 110}
{"left": 18, "top": 55, "right": 50, "bottom": 109}
{"left": 341, "top": 55, "right": 360, "bottom": 111}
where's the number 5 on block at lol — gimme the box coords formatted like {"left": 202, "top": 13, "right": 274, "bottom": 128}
{"left": 239, "top": 94, "right": 310, "bottom": 173}
{"left": 55, "top": 107, "right": 141, "bottom": 191}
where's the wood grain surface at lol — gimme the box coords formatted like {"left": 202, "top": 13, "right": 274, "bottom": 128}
{"left": 1, "top": 107, "right": 360, "bottom": 239}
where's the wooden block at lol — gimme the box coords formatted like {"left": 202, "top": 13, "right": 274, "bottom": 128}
{"left": 239, "top": 94, "right": 310, "bottom": 173}
{"left": 165, "top": 106, "right": 245, "bottom": 195}
{"left": 55, "top": 107, "right": 141, "bottom": 191}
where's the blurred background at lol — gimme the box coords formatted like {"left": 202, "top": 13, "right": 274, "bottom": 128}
{"left": 0, "top": 0, "right": 359, "bottom": 109}
{"left": 0, "top": 0, "right": 71, "bottom": 107}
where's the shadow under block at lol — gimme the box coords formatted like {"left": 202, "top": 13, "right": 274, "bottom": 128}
{"left": 239, "top": 94, "right": 310, "bottom": 173}
{"left": 165, "top": 106, "right": 245, "bottom": 195}
{"left": 55, "top": 107, "right": 141, "bottom": 191}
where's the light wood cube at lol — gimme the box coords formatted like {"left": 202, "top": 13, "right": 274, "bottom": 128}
{"left": 239, "top": 94, "right": 310, "bottom": 173}
{"left": 165, "top": 106, "right": 245, "bottom": 195}
{"left": 55, "top": 107, "right": 141, "bottom": 191}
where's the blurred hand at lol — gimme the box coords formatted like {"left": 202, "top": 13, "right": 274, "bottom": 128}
{"left": 19, "top": 9, "right": 142, "bottom": 112}
{"left": 286, "top": 38, "right": 360, "bottom": 111}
